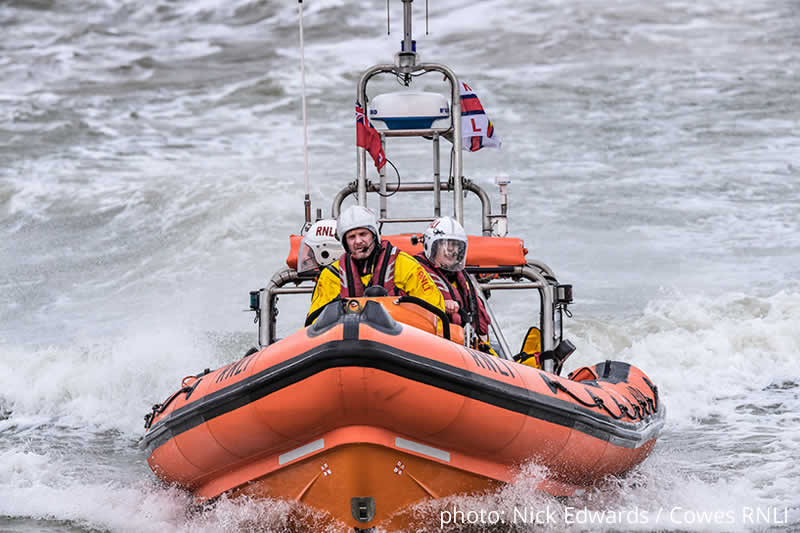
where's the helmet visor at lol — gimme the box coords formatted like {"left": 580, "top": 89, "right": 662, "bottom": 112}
{"left": 298, "top": 239, "right": 342, "bottom": 274}
{"left": 431, "top": 239, "right": 467, "bottom": 271}
{"left": 297, "top": 242, "right": 321, "bottom": 274}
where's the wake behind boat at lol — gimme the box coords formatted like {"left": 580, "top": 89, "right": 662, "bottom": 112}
{"left": 143, "top": 2, "right": 664, "bottom": 530}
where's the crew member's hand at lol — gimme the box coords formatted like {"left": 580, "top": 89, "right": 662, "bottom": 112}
{"left": 445, "top": 300, "right": 460, "bottom": 314}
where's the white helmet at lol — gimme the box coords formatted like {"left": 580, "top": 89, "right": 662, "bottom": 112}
{"left": 423, "top": 216, "right": 468, "bottom": 271}
{"left": 336, "top": 205, "right": 380, "bottom": 252}
{"left": 297, "top": 219, "right": 344, "bottom": 274}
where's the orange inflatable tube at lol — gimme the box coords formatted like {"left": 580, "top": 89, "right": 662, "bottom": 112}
{"left": 285, "top": 233, "right": 528, "bottom": 270}
{"left": 144, "top": 299, "right": 663, "bottom": 531}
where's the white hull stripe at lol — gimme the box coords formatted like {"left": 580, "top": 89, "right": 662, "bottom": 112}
{"left": 395, "top": 437, "right": 451, "bottom": 462}
{"left": 279, "top": 438, "right": 325, "bottom": 465}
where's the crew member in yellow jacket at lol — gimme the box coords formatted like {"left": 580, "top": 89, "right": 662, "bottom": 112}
{"left": 307, "top": 205, "right": 444, "bottom": 318}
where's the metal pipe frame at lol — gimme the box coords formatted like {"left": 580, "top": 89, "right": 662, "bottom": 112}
{"left": 433, "top": 134, "right": 441, "bottom": 216}
{"left": 260, "top": 267, "right": 315, "bottom": 347}
{"left": 270, "top": 287, "right": 315, "bottom": 295}
{"left": 376, "top": 181, "right": 450, "bottom": 191}
{"left": 477, "top": 282, "right": 545, "bottom": 290}
{"left": 332, "top": 182, "right": 357, "bottom": 218}
{"left": 379, "top": 134, "right": 387, "bottom": 218}
{"left": 469, "top": 274, "right": 512, "bottom": 360}
{"left": 379, "top": 127, "right": 451, "bottom": 137}
{"left": 378, "top": 217, "right": 436, "bottom": 223}
{"left": 332, "top": 180, "right": 492, "bottom": 234}
{"left": 463, "top": 179, "right": 493, "bottom": 235}
{"left": 356, "top": 62, "right": 462, "bottom": 219}
{"left": 357, "top": 64, "right": 396, "bottom": 207}
{"left": 473, "top": 265, "right": 557, "bottom": 371}
{"left": 521, "top": 265, "right": 555, "bottom": 355}
{"left": 525, "top": 259, "right": 556, "bottom": 278}
{"left": 402, "top": 0, "right": 413, "bottom": 55}
{"left": 260, "top": 264, "right": 560, "bottom": 374}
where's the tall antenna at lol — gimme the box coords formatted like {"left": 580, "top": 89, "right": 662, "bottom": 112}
{"left": 298, "top": 0, "right": 312, "bottom": 227}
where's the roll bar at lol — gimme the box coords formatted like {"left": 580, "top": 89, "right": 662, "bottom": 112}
{"left": 258, "top": 263, "right": 564, "bottom": 372}
{"left": 332, "top": 178, "right": 494, "bottom": 235}
{"left": 355, "top": 62, "right": 465, "bottom": 221}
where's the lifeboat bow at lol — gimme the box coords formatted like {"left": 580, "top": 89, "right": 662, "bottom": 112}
{"left": 144, "top": 298, "right": 664, "bottom": 530}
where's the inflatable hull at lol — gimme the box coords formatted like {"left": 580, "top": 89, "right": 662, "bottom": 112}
{"left": 144, "top": 301, "right": 664, "bottom": 530}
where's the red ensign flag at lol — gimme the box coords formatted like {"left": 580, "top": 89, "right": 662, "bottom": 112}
{"left": 355, "top": 102, "right": 386, "bottom": 170}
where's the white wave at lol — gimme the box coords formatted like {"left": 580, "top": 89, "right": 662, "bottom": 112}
{"left": 388, "top": 450, "right": 796, "bottom": 532}
{"left": 0, "top": 452, "right": 341, "bottom": 533}
{"left": 565, "top": 289, "right": 800, "bottom": 424}
{"left": 0, "top": 456, "right": 192, "bottom": 533}
{"left": 0, "top": 319, "right": 224, "bottom": 434}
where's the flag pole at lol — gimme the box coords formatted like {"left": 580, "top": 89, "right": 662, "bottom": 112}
{"left": 298, "top": 0, "right": 312, "bottom": 228}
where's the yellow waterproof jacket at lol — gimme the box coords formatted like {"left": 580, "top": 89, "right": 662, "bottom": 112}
{"left": 308, "top": 251, "right": 445, "bottom": 318}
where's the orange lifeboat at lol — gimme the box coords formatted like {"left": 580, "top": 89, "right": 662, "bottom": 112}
{"left": 144, "top": 4, "right": 665, "bottom": 527}
{"left": 143, "top": 297, "right": 664, "bottom": 531}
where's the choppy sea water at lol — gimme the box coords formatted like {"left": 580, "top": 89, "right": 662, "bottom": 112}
{"left": 1, "top": 0, "right": 798, "bottom": 531}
